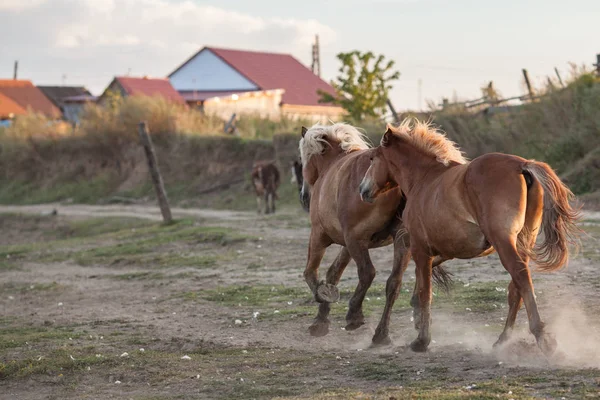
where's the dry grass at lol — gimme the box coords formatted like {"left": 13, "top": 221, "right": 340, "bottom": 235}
{"left": 0, "top": 73, "right": 599, "bottom": 207}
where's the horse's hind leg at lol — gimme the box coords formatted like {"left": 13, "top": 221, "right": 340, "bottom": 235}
{"left": 492, "top": 237, "right": 555, "bottom": 355}
{"left": 494, "top": 279, "right": 522, "bottom": 347}
{"left": 372, "top": 239, "right": 411, "bottom": 345}
{"left": 492, "top": 180, "right": 549, "bottom": 351}
{"left": 344, "top": 240, "right": 376, "bottom": 330}
{"left": 309, "top": 247, "right": 352, "bottom": 337}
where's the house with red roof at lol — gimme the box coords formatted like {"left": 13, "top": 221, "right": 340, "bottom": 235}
{"left": 0, "top": 80, "right": 61, "bottom": 120}
{"left": 168, "top": 47, "right": 344, "bottom": 121}
{"left": 98, "top": 76, "right": 185, "bottom": 106}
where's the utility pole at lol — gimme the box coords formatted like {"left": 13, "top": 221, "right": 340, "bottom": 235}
{"left": 595, "top": 54, "right": 600, "bottom": 77}
{"left": 311, "top": 35, "right": 321, "bottom": 77}
{"left": 13, "top": 61, "right": 18, "bottom": 80}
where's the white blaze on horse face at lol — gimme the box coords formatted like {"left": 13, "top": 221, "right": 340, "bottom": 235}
{"left": 290, "top": 167, "right": 297, "bottom": 183}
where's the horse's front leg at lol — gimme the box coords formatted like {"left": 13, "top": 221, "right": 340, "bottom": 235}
{"left": 372, "top": 236, "right": 410, "bottom": 345}
{"left": 303, "top": 229, "right": 337, "bottom": 304}
{"left": 263, "top": 192, "right": 270, "bottom": 214}
{"left": 410, "top": 249, "right": 433, "bottom": 352}
{"left": 269, "top": 192, "right": 276, "bottom": 214}
{"left": 411, "top": 256, "right": 448, "bottom": 330}
{"left": 256, "top": 194, "right": 262, "bottom": 214}
{"left": 309, "top": 247, "right": 351, "bottom": 337}
{"left": 345, "top": 239, "right": 376, "bottom": 331}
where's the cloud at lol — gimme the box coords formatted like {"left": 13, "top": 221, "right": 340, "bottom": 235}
{"left": 0, "top": 0, "right": 337, "bottom": 93}
{"left": 0, "top": 0, "right": 47, "bottom": 12}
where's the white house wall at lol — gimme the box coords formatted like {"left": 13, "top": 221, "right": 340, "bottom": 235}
{"left": 169, "top": 50, "right": 258, "bottom": 92}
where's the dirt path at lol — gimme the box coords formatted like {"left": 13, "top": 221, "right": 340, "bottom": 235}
{"left": 0, "top": 203, "right": 255, "bottom": 222}
{"left": 0, "top": 205, "right": 599, "bottom": 399}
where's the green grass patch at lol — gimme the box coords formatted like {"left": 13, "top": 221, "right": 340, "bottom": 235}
{"left": 189, "top": 281, "right": 509, "bottom": 322}
{"left": 0, "top": 175, "right": 117, "bottom": 205}
{"left": 0, "top": 346, "right": 116, "bottom": 380}
{"left": 436, "top": 281, "right": 508, "bottom": 312}
{"left": 0, "top": 325, "right": 82, "bottom": 351}
{"left": 0, "top": 216, "right": 251, "bottom": 269}
{"left": 1, "top": 281, "right": 64, "bottom": 294}
{"left": 110, "top": 271, "right": 195, "bottom": 281}
{"left": 201, "top": 285, "right": 308, "bottom": 307}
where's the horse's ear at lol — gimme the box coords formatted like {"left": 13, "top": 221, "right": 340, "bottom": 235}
{"left": 301, "top": 126, "right": 308, "bottom": 138}
{"left": 381, "top": 126, "right": 394, "bottom": 147}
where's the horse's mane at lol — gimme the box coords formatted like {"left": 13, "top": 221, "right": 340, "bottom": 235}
{"left": 386, "top": 119, "right": 467, "bottom": 166}
{"left": 299, "top": 122, "right": 370, "bottom": 166}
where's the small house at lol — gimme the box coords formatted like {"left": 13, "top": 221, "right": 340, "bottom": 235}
{"left": 38, "top": 86, "right": 96, "bottom": 123}
{"left": 168, "top": 47, "right": 344, "bottom": 122}
{"left": 98, "top": 76, "right": 186, "bottom": 105}
{"left": 0, "top": 79, "right": 61, "bottom": 120}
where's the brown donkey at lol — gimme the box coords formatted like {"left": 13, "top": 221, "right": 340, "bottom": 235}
{"left": 300, "top": 123, "right": 448, "bottom": 344}
{"left": 359, "top": 119, "right": 580, "bottom": 355}
{"left": 251, "top": 160, "right": 280, "bottom": 214}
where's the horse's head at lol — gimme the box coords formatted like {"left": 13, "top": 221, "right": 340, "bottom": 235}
{"left": 299, "top": 124, "right": 359, "bottom": 211}
{"left": 359, "top": 128, "right": 398, "bottom": 203}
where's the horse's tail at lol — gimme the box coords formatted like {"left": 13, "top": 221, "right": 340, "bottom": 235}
{"left": 432, "top": 264, "right": 453, "bottom": 293}
{"left": 521, "top": 162, "right": 581, "bottom": 271}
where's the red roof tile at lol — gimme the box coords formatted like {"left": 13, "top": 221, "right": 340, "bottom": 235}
{"left": 171, "top": 47, "right": 337, "bottom": 107}
{"left": 208, "top": 47, "right": 337, "bottom": 107}
{"left": 0, "top": 92, "right": 27, "bottom": 118}
{"left": 0, "top": 80, "right": 61, "bottom": 117}
{"left": 115, "top": 77, "right": 185, "bottom": 104}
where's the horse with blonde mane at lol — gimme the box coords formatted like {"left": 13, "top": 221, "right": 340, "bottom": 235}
{"left": 299, "top": 122, "right": 449, "bottom": 344}
{"left": 359, "top": 119, "right": 580, "bottom": 355}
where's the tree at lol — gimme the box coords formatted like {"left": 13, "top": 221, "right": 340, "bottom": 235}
{"left": 318, "top": 51, "right": 400, "bottom": 121}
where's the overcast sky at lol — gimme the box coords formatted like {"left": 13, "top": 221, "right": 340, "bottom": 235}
{"left": 1, "top": 0, "right": 598, "bottom": 110}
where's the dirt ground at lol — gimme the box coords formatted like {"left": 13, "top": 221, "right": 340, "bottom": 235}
{"left": 0, "top": 204, "right": 599, "bottom": 399}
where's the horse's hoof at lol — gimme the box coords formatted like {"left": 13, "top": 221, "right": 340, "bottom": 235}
{"left": 316, "top": 283, "right": 339, "bottom": 303}
{"left": 371, "top": 334, "right": 392, "bottom": 347}
{"left": 493, "top": 333, "right": 510, "bottom": 349}
{"left": 537, "top": 332, "right": 558, "bottom": 357}
{"left": 308, "top": 321, "right": 330, "bottom": 337}
{"left": 344, "top": 319, "right": 365, "bottom": 331}
{"left": 409, "top": 338, "right": 430, "bottom": 352}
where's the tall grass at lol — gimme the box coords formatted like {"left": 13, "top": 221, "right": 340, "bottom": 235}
{"left": 430, "top": 72, "right": 600, "bottom": 194}
{"left": 0, "top": 75, "right": 599, "bottom": 207}
{"left": 0, "top": 95, "right": 313, "bottom": 142}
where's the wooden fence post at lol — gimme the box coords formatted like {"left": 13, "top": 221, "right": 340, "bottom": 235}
{"left": 522, "top": 69, "right": 535, "bottom": 101}
{"left": 138, "top": 121, "right": 173, "bottom": 224}
{"left": 554, "top": 67, "right": 565, "bottom": 88}
{"left": 386, "top": 99, "right": 400, "bottom": 123}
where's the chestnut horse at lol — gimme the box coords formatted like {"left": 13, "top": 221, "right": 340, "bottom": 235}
{"left": 251, "top": 160, "right": 280, "bottom": 214}
{"left": 300, "top": 123, "right": 449, "bottom": 344}
{"left": 359, "top": 119, "right": 580, "bottom": 355}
